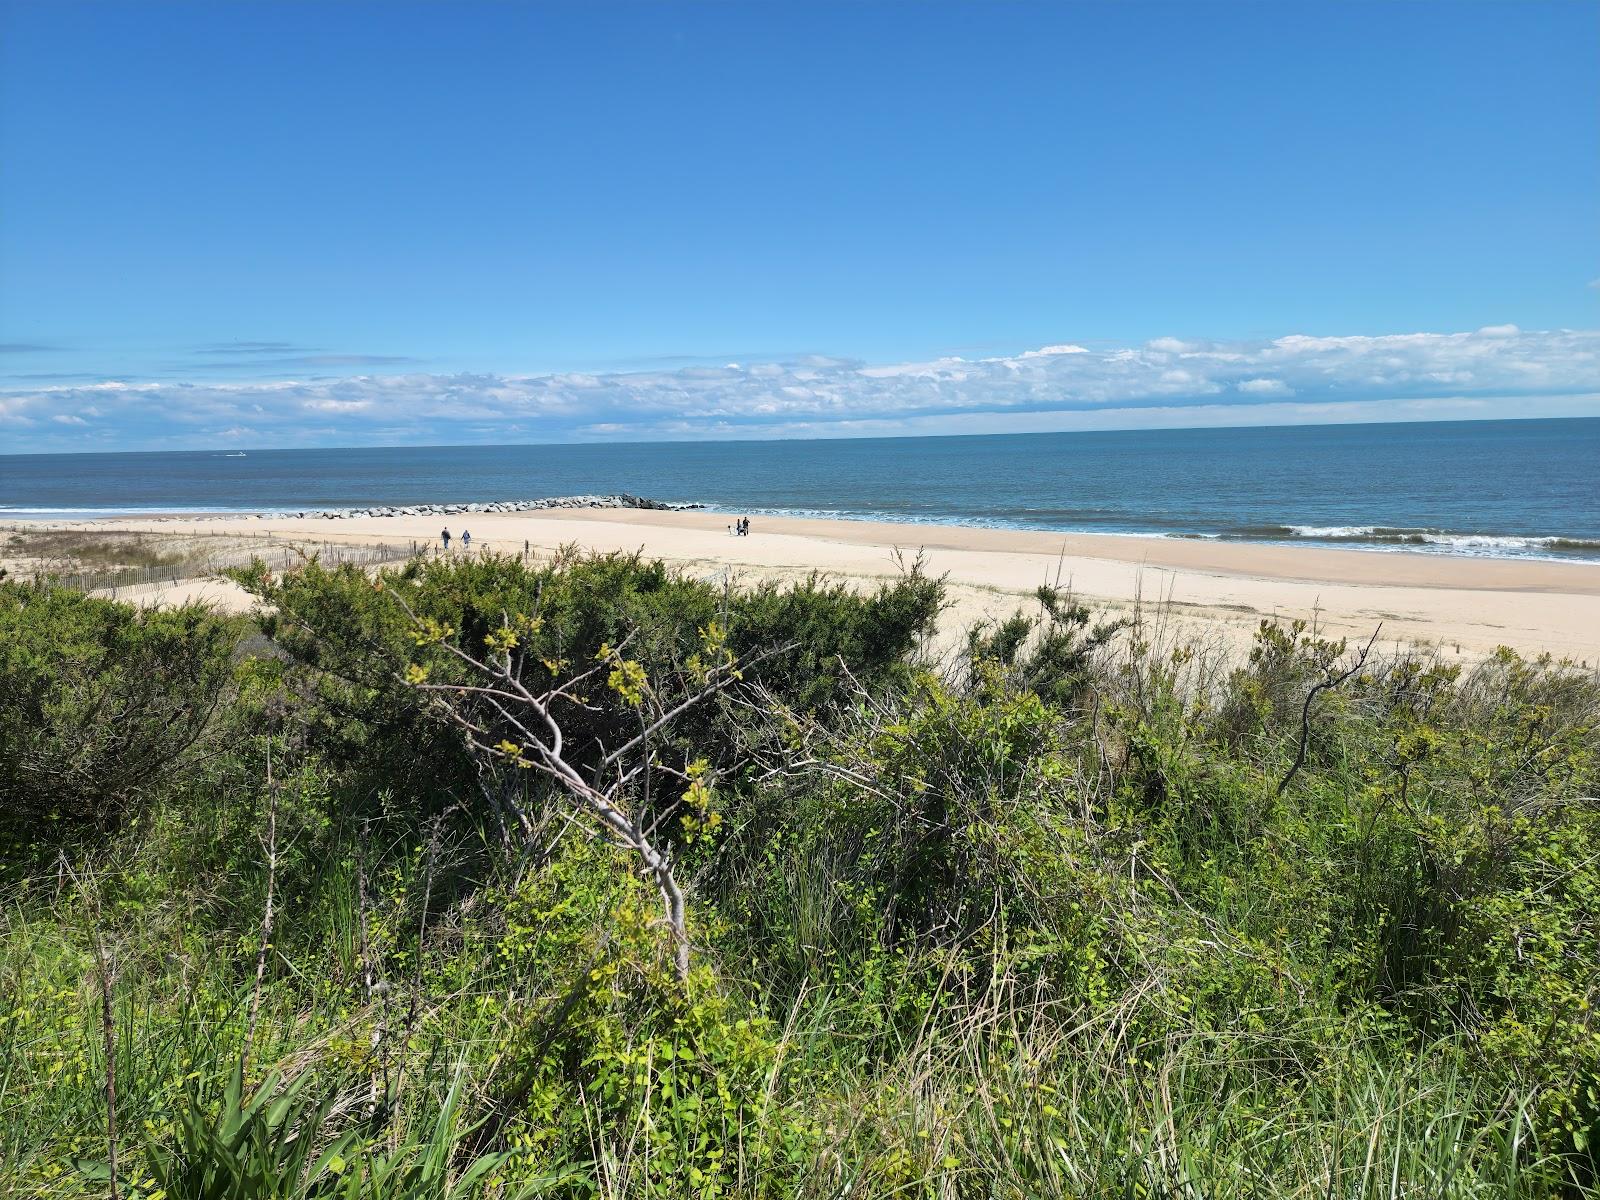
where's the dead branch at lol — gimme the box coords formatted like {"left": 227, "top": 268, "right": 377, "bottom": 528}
{"left": 1276, "top": 624, "right": 1382, "bottom": 797}
{"left": 389, "top": 591, "right": 787, "bottom": 982}
{"left": 241, "top": 740, "right": 279, "bottom": 1080}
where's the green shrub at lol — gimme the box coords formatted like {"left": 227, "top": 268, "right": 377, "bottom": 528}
{"left": 5, "top": 569, "right": 1597, "bottom": 1197}
{"left": 0, "top": 581, "right": 241, "bottom": 849}
{"left": 227, "top": 551, "right": 941, "bottom": 832}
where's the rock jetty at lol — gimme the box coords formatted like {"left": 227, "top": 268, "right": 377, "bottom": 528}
{"left": 251, "top": 494, "right": 702, "bottom": 520}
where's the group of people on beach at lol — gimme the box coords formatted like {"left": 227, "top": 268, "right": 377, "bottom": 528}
{"left": 730, "top": 517, "right": 752, "bottom": 537}
{"left": 440, "top": 527, "right": 470, "bottom": 550}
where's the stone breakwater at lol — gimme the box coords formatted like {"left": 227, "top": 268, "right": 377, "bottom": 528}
{"left": 253, "top": 494, "right": 703, "bottom": 520}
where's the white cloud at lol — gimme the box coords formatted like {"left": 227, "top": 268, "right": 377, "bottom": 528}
{"left": 5, "top": 325, "right": 1597, "bottom": 451}
{"left": 1017, "top": 343, "right": 1090, "bottom": 358}
{"left": 1237, "top": 378, "right": 1293, "bottom": 396}
{"left": 1147, "top": 337, "right": 1196, "bottom": 354}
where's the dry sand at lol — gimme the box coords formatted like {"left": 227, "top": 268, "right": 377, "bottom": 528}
{"left": 14, "top": 509, "right": 1600, "bottom": 665}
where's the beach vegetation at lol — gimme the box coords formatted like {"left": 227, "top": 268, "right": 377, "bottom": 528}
{"left": 0, "top": 580, "right": 242, "bottom": 853}
{"left": 1, "top": 555, "right": 1596, "bottom": 1197}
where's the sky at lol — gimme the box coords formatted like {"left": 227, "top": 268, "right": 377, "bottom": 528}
{"left": 1, "top": 0, "right": 1596, "bottom": 453}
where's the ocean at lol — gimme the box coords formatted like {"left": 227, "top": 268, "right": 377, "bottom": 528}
{"left": 3, "top": 418, "right": 1597, "bottom": 561}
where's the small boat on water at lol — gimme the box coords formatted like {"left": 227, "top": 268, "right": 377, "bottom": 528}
{"left": 225, "top": 452, "right": 247, "bottom": 457}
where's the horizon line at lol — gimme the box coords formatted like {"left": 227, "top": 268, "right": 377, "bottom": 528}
{"left": 3, "top": 409, "right": 1595, "bottom": 459}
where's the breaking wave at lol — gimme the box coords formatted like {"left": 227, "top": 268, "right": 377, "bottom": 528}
{"left": 1217, "top": 525, "right": 1600, "bottom": 558}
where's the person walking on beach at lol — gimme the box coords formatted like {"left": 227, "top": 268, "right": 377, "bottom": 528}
{"left": 461, "top": 529, "right": 471, "bottom": 550}
{"left": 441, "top": 527, "right": 451, "bottom": 551}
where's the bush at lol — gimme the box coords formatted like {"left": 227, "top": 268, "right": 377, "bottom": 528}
{"left": 5, "top": 567, "right": 1597, "bottom": 1197}
{"left": 228, "top": 551, "right": 942, "bottom": 830}
{"left": 0, "top": 581, "right": 241, "bottom": 849}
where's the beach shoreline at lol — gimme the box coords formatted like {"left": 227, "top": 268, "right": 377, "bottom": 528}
{"left": 8, "top": 507, "right": 1598, "bottom": 665}
{"left": 18, "top": 504, "right": 1600, "bottom": 584}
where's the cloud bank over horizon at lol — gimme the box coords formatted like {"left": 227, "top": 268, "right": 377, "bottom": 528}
{"left": 3, "top": 325, "right": 1597, "bottom": 453}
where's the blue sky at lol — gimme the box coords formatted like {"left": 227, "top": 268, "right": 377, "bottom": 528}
{"left": 2, "top": 0, "right": 1596, "bottom": 452}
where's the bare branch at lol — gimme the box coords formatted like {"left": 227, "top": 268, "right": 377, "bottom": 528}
{"left": 1276, "top": 624, "right": 1382, "bottom": 797}
{"left": 381, "top": 582, "right": 801, "bottom": 981}
{"left": 241, "top": 739, "right": 279, "bottom": 1080}
{"left": 597, "top": 640, "right": 797, "bottom": 773}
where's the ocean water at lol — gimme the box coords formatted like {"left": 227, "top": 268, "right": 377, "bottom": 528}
{"left": 2, "top": 418, "right": 1597, "bottom": 561}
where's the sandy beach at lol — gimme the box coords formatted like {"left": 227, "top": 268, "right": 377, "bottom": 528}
{"left": 11, "top": 508, "right": 1598, "bottom": 665}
